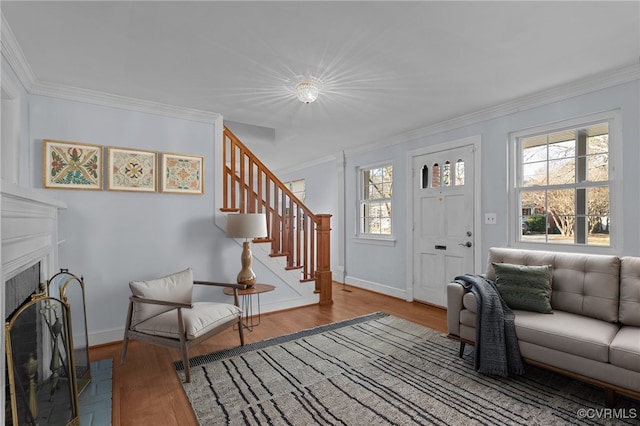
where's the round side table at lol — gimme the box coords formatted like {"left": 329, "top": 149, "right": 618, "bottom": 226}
{"left": 223, "top": 283, "right": 275, "bottom": 331}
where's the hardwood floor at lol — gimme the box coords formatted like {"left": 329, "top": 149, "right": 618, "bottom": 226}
{"left": 90, "top": 282, "right": 447, "bottom": 426}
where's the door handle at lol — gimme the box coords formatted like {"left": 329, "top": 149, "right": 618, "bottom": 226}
{"left": 459, "top": 241, "right": 472, "bottom": 248}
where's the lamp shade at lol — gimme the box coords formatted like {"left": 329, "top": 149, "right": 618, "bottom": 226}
{"left": 226, "top": 213, "right": 268, "bottom": 239}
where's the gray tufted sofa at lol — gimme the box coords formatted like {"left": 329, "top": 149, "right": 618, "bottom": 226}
{"left": 447, "top": 247, "right": 640, "bottom": 406}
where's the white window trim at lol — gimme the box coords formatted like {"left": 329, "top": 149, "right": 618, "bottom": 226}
{"left": 509, "top": 110, "right": 622, "bottom": 254}
{"left": 353, "top": 234, "right": 397, "bottom": 246}
{"left": 355, "top": 161, "right": 395, "bottom": 242}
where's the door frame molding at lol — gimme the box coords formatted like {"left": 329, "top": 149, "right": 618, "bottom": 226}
{"left": 405, "top": 134, "right": 482, "bottom": 302}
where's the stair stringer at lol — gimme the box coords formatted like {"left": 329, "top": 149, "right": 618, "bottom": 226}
{"left": 215, "top": 214, "right": 319, "bottom": 314}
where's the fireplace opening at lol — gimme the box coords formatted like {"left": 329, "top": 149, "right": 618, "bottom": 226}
{"left": 5, "top": 262, "right": 81, "bottom": 425}
{"left": 5, "top": 262, "right": 41, "bottom": 319}
{"left": 5, "top": 262, "right": 42, "bottom": 426}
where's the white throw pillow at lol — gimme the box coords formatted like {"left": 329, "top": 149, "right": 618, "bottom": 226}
{"left": 129, "top": 268, "right": 193, "bottom": 325}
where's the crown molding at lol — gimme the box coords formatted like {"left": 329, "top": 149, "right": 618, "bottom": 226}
{"left": 29, "top": 80, "right": 221, "bottom": 124}
{"left": 1, "top": 13, "right": 37, "bottom": 92}
{"left": 2, "top": 11, "right": 637, "bottom": 142}
{"left": 347, "top": 62, "right": 640, "bottom": 157}
{"left": 0, "top": 12, "right": 220, "bottom": 124}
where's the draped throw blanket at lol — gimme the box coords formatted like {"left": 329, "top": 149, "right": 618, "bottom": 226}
{"left": 454, "top": 274, "right": 525, "bottom": 377}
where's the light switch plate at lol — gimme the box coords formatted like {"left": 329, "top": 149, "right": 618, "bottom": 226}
{"left": 485, "top": 213, "right": 497, "bottom": 225}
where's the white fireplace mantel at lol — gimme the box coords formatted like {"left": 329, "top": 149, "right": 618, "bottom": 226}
{"left": 1, "top": 180, "right": 66, "bottom": 282}
{"left": 1, "top": 180, "right": 67, "bottom": 419}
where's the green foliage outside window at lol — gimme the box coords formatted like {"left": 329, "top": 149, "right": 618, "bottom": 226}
{"left": 361, "top": 164, "right": 393, "bottom": 235}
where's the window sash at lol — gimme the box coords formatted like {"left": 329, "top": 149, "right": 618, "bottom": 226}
{"left": 515, "top": 120, "right": 611, "bottom": 248}
{"left": 359, "top": 164, "right": 393, "bottom": 236}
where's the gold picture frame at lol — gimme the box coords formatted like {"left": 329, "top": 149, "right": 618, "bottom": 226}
{"left": 43, "top": 139, "right": 103, "bottom": 190}
{"left": 107, "top": 147, "right": 157, "bottom": 192}
{"left": 161, "top": 152, "right": 204, "bottom": 194}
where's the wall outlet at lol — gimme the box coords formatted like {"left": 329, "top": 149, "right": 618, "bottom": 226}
{"left": 485, "top": 213, "right": 497, "bottom": 225}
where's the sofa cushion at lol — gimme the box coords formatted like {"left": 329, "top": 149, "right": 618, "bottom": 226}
{"left": 514, "top": 310, "right": 619, "bottom": 363}
{"left": 129, "top": 268, "right": 193, "bottom": 326}
{"left": 486, "top": 248, "right": 620, "bottom": 323}
{"left": 492, "top": 262, "right": 553, "bottom": 313}
{"left": 619, "top": 257, "right": 640, "bottom": 326}
{"left": 609, "top": 326, "right": 640, "bottom": 373}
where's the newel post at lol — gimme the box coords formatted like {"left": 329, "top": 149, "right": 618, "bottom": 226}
{"left": 315, "top": 214, "right": 333, "bottom": 305}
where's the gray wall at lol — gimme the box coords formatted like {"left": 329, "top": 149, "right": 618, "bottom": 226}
{"left": 1, "top": 56, "right": 284, "bottom": 343}
{"left": 4, "top": 52, "right": 639, "bottom": 342}
{"left": 342, "top": 80, "right": 640, "bottom": 298}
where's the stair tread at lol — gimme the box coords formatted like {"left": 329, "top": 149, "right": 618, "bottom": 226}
{"left": 253, "top": 238, "right": 273, "bottom": 243}
{"left": 269, "top": 252, "right": 289, "bottom": 257}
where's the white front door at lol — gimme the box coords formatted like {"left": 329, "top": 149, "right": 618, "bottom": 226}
{"left": 412, "top": 144, "right": 475, "bottom": 306}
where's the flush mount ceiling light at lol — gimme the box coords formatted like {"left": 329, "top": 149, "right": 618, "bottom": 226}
{"left": 295, "top": 77, "right": 323, "bottom": 104}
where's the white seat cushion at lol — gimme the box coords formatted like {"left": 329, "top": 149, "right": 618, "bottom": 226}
{"left": 133, "top": 302, "right": 242, "bottom": 340}
{"left": 514, "top": 310, "right": 619, "bottom": 363}
{"left": 129, "top": 268, "right": 193, "bottom": 325}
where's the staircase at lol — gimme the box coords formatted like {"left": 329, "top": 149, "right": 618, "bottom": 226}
{"left": 220, "top": 127, "right": 332, "bottom": 305}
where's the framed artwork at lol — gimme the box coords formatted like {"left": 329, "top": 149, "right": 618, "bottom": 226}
{"left": 161, "top": 152, "right": 204, "bottom": 194}
{"left": 107, "top": 147, "right": 158, "bottom": 192}
{"left": 43, "top": 139, "right": 103, "bottom": 190}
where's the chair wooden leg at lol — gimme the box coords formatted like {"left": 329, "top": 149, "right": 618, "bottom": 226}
{"left": 121, "top": 301, "right": 134, "bottom": 365}
{"left": 459, "top": 342, "right": 466, "bottom": 358}
{"left": 177, "top": 308, "right": 191, "bottom": 383}
{"left": 121, "top": 334, "right": 129, "bottom": 365}
{"left": 238, "top": 315, "right": 245, "bottom": 346}
{"left": 182, "top": 343, "right": 191, "bottom": 383}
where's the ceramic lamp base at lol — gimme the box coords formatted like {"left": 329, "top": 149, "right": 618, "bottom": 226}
{"left": 237, "top": 241, "right": 256, "bottom": 287}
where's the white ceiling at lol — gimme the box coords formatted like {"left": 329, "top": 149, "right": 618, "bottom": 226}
{"left": 2, "top": 1, "right": 639, "bottom": 171}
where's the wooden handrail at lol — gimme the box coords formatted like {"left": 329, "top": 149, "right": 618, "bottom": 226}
{"left": 222, "top": 127, "right": 332, "bottom": 305}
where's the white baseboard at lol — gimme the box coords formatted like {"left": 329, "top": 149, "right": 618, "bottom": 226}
{"left": 259, "top": 294, "right": 319, "bottom": 314}
{"left": 89, "top": 326, "right": 124, "bottom": 346}
{"left": 344, "top": 276, "right": 407, "bottom": 300}
{"left": 332, "top": 270, "right": 346, "bottom": 283}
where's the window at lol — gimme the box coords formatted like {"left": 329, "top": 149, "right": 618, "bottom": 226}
{"left": 513, "top": 117, "right": 614, "bottom": 247}
{"left": 420, "top": 159, "right": 465, "bottom": 189}
{"left": 359, "top": 164, "right": 392, "bottom": 236}
{"left": 284, "top": 178, "right": 305, "bottom": 203}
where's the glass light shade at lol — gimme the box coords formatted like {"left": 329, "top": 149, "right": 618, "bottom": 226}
{"left": 226, "top": 213, "right": 268, "bottom": 238}
{"left": 296, "top": 79, "right": 321, "bottom": 104}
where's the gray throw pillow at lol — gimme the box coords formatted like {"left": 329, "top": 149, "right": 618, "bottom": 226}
{"left": 492, "top": 262, "right": 553, "bottom": 314}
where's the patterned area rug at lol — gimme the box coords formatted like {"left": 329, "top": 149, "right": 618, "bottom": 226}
{"left": 176, "top": 313, "right": 639, "bottom": 425}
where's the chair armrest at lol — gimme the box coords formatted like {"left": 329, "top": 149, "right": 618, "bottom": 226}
{"left": 446, "top": 282, "right": 468, "bottom": 337}
{"left": 194, "top": 280, "right": 248, "bottom": 290}
{"left": 129, "top": 295, "right": 193, "bottom": 309}
{"left": 193, "top": 280, "right": 246, "bottom": 308}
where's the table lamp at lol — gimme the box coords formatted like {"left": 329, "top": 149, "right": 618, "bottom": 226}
{"left": 226, "top": 213, "right": 268, "bottom": 286}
